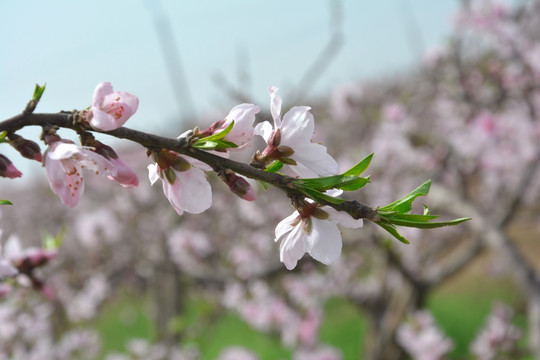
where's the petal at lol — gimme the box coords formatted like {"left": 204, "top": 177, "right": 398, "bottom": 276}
{"left": 280, "top": 106, "right": 314, "bottom": 146}
{"left": 108, "top": 158, "right": 138, "bottom": 187}
{"left": 304, "top": 218, "right": 342, "bottom": 265}
{"left": 289, "top": 142, "right": 339, "bottom": 177}
{"left": 92, "top": 82, "right": 114, "bottom": 108}
{"left": 254, "top": 121, "right": 274, "bottom": 143}
{"left": 148, "top": 163, "right": 159, "bottom": 185}
{"left": 279, "top": 223, "right": 307, "bottom": 270}
{"left": 269, "top": 86, "right": 282, "bottom": 128}
{"left": 172, "top": 167, "right": 212, "bottom": 214}
{"left": 275, "top": 211, "right": 300, "bottom": 242}
{"left": 0, "top": 260, "right": 17, "bottom": 280}
{"left": 162, "top": 180, "right": 184, "bottom": 216}
{"left": 89, "top": 108, "right": 118, "bottom": 131}
{"left": 4, "top": 235, "right": 22, "bottom": 260}
{"left": 46, "top": 142, "right": 80, "bottom": 160}
{"left": 77, "top": 149, "right": 117, "bottom": 177}
{"left": 324, "top": 206, "right": 364, "bottom": 229}
{"left": 224, "top": 103, "right": 260, "bottom": 147}
{"left": 44, "top": 155, "right": 85, "bottom": 207}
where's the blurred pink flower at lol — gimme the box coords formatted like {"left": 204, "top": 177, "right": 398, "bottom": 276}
{"left": 255, "top": 86, "right": 339, "bottom": 178}
{"left": 217, "top": 346, "right": 260, "bottom": 360}
{"left": 275, "top": 202, "right": 363, "bottom": 270}
{"left": 87, "top": 82, "right": 139, "bottom": 131}
{"left": 293, "top": 345, "right": 342, "bottom": 360}
{"left": 470, "top": 303, "right": 522, "bottom": 360}
{"left": 397, "top": 311, "right": 453, "bottom": 360}
{"left": 148, "top": 151, "right": 212, "bottom": 215}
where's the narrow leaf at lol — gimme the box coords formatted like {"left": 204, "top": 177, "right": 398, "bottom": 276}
{"left": 298, "top": 186, "right": 345, "bottom": 204}
{"left": 344, "top": 153, "right": 373, "bottom": 176}
{"left": 265, "top": 160, "right": 284, "bottom": 173}
{"left": 379, "top": 180, "right": 432, "bottom": 213}
{"left": 0, "top": 200, "right": 12, "bottom": 205}
{"left": 32, "top": 83, "right": 46, "bottom": 103}
{"left": 388, "top": 217, "right": 471, "bottom": 229}
{"left": 374, "top": 220, "right": 410, "bottom": 244}
{"left": 198, "top": 120, "right": 235, "bottom": 142}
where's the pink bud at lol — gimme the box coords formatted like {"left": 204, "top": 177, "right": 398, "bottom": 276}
{"left": 224, "top": 171, "right": 256, "bottom": 201}
{"left": 0, "top": 155, "right": 22, "bottom": 178}
{"left": 10, "top": 136, "right": 42, "bottom": 162}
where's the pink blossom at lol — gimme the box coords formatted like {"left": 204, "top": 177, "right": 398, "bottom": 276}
{"left": 275, "top": 202, "right": 363, "bottom": 270}
{"left": 43, "top": 137, "right": 117, "bottom": 207}
{"left": 293, "top": 345, "right": 342, "bottom": 360}
{"left": 397, "top": 311, "right": 453, "bottom": 360}
{"left": 255, "top": 86, "right": 339, "bottom": 178}
{"left": 470, "top": 303, "right": 522, "bottom": 360}
{"left": 217, "top": 347, "right": 260, "bottom": 360}
{"left": 87, "top": 82, "right": 139, "bottom": 131}
{"left": 148, "top": 151, "right": 212, "bottom": 215}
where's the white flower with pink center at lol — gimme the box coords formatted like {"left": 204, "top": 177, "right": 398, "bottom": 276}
{"left": 88, "top": 82, "right": 139, "bottom": 131}
{"left": 148, "top": 151, "right": 212, "bottom": 215}
{"left": 275, "top": 202, "right": 363, "bottom": 270}
{"left": 254, "top": 86, "right": 339, "bottom": 178}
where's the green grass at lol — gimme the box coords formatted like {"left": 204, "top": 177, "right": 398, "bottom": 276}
{"left": 94, "top": 275, "right": 527, "bottom": 360}
{"left": 428, "top": 274, "right": 525, "bottom": 359}
{"left": 95, "top": 294, "right": 155, "bottom": 356}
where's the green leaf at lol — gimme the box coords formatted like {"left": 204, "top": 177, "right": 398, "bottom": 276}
{"left": 192, "top": 139, "right": 238, "bottom": 150}
{"left": 344, "top": 153, "right": 373, "bottom": 176}
{"left": 298, "top": 186, "right": 345, "bottom": 205}
{"left": 386, "top": 216, "right": 472, "bottom": 229}
{"left": 379, "top": 180, "right": 432, "bottom": 213}
{"left": 374, "top": 220, "right": 410, "bottom": 244}
{"left": 32, "top": 83, "right": 46, "bottom": 103}
{"left": 198, "top": 120, "right": 235, "bottom": 142}
{"left": 42, "top": 228, "right": 65, "bottom": 250}
{"left": 294, "top": 175, "right": 370, "bottom": 192}
{"left": 0, "top": 199, "right": 12, "bottom": 205}
{"left": 0, "top": 131, "right": 8, "bottom": 144}
{"left": 265, "top": 160, "right": 284, "bottom": 173}
{"left": 257, "top": 180, "right": 271, "bottom": 191}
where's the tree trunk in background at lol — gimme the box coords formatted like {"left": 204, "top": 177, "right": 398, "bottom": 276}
{"left": 152, "top": 236, "right": 184, "bottom": 346}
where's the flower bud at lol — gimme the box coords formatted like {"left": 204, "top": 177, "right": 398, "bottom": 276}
{"left": 9, "top": 135, "right": 42, "bottom": 162}
{"left": 0, "top": 155, "right": 22, "bottom": 178}
{"left": 222, "top": 170, "right": 256, "bottom": 201}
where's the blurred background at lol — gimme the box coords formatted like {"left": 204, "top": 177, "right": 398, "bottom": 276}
{"left": 1, "top": 1, "right": 539, "bottom": 359}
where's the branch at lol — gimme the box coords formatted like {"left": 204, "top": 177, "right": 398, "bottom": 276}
{"left": 0, "top": 112, "right": 379, "bottom": 222}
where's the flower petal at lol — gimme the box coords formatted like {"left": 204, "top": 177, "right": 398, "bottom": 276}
{"left": 254, "top": 121, "right": 274, "bottom": 143}
{"left": 275, "top": 211, "right": 300, "bottom": 242}
{"left": 172, "top": 167, "right": 212, "bottom": 214}
{"left": 92, "top": 82, "right": 114, "bottom": 108}
{"left": 147, "top": 163, "right": 160, "bottom": 185}
{"left": 289, "top": 142, "right": 339, "bottom": 177}
{"left": 224, "top": 103, "right": 260, "bottom": 147}
{"left": 279, "top": 223, "right": 306, "bottom": 270}
{"left": 304, "top": 218, "right": 342, "bottom": 265}
{"left": 324, "top": 206, "right": 364, "bottom": 229}
{"left": 269, "top": 86, "right": 282, "bottom": 128}
{"left": 108, "top": 158, "right": 138, "bottom": 187}
{"left": 280, "top": 106, "right": 314, "bottom": 146}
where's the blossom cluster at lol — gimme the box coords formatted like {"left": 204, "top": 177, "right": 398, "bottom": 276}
{"left": 0, "top": 81, "right": 367, "bottom": 271}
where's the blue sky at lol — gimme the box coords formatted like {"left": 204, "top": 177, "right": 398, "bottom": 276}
{"left": 0, "top": 0, "right": 458, "bottom": 176}
{"left": 0, "top": 1, "right": 458, "bottom": 126}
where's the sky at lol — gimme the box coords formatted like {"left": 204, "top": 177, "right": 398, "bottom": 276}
{"left": 0, "top": 0, "right": 459, "bottom": 176}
